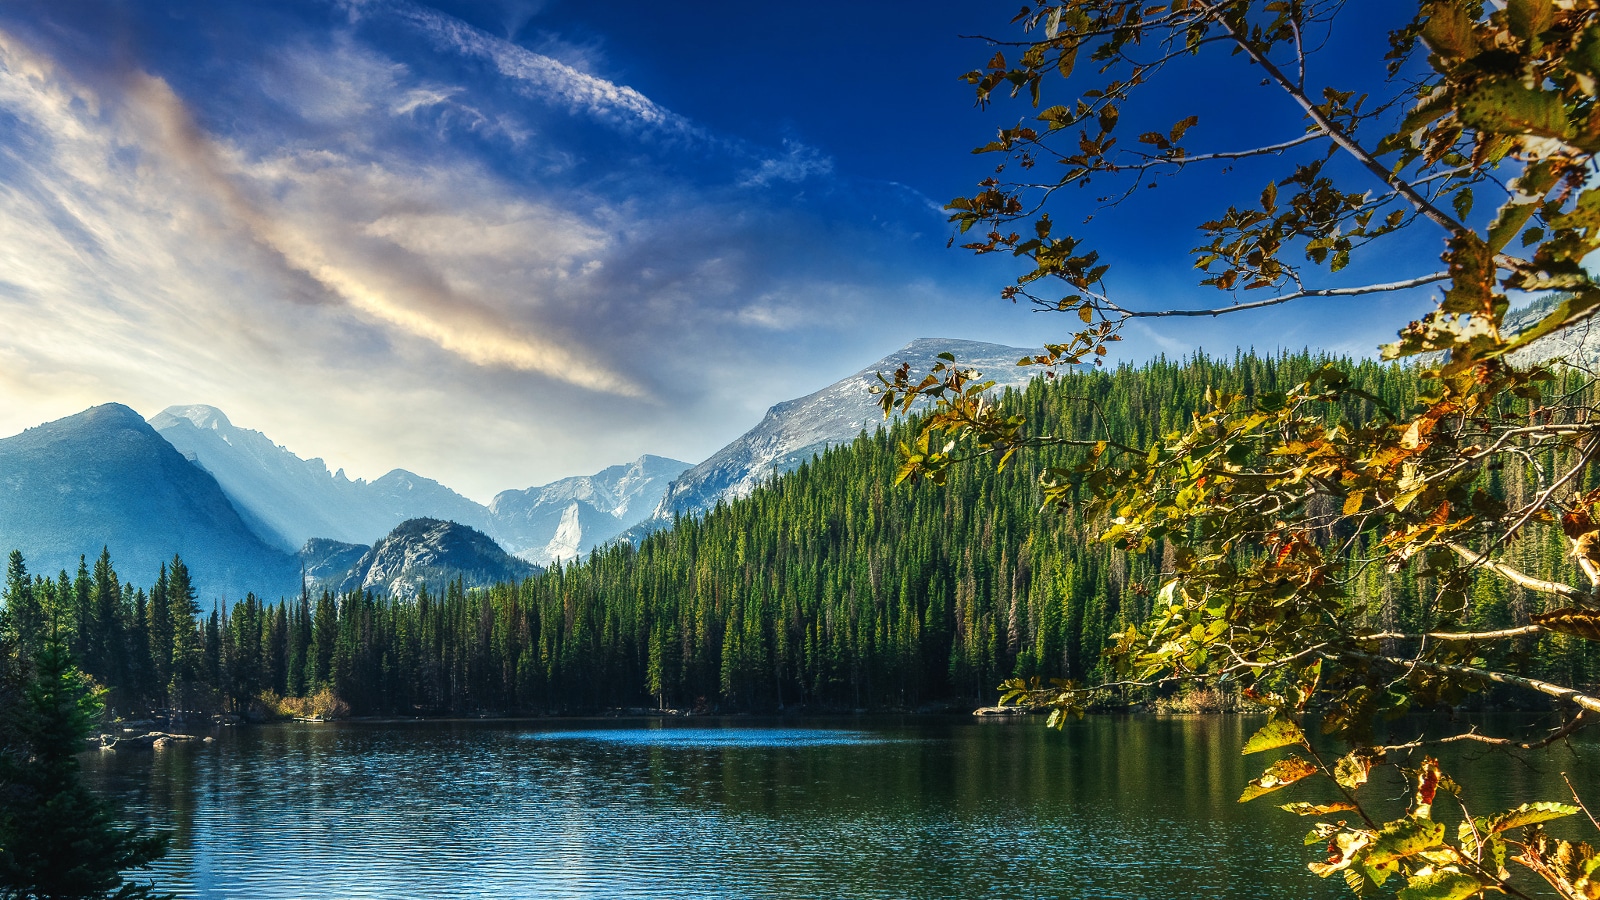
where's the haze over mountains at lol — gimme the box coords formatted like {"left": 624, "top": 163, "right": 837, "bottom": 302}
{"left": 0, "top": 338, "right": 1042, "bottom": 600}
{"left": 151, "top": 404, "right": 689, "bottom": 567}
{"left": 0, "top": 404, "right": 299, "bottom": 598}
{"left": 152, "top": 405, "right": 494, "bottom": 551}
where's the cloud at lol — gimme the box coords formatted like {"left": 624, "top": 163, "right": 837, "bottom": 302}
{"left": 740, "top": 139, "right": 834, "bottom": 188}
{"left": 373, "top": 0, "right": 700, "bottom": 138}
{"left": 154, "top": 76, "right": 637, "bottom": 395}
{"left": 0, "top": 4, "right": 1048, "bottom": 500}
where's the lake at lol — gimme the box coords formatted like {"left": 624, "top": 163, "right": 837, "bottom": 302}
{"left": 83, "top": 715, "right": 1600, "bottom": 899}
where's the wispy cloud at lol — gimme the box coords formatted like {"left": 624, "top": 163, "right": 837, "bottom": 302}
{"left": 134, "top": 68, "right": 640, "bottom": 395}
{"left": 369, "top": 0, "right": 700, "bottom": 137}
{"left": 0, "top": 3, "right": 1036, "bottom": 499}
{"left": 740, "top": 139, "right": 834, "bottom": 188}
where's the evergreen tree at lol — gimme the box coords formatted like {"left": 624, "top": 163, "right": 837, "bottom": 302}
{"left": 70, "top": 558, "right": 90, "bottom": 664}
{"left": 165, "top": 557, "right": 203, "bottom": 714}
{"left": 1, "top": 553, "right": 41, "bottom": 659}
{"left": 85, "top": 549, "right": 126, "bottom": 711}
{"left": 146, "top": 565, "right": 171, "bottom": 709}
{"left": 0, "top": 641, "right": 168, "bottom": 899}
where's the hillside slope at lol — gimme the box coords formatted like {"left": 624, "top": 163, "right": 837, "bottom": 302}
{"left": 0, "top": 404, "right": 297, "bottom": 598}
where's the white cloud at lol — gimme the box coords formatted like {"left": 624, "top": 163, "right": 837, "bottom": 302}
{"left": 381, "top": 0, "right": 700, "bottom": 137}
{"left": 741, "top": 139, "right": 834, "bottom": 187}
{"left": 0, "top": 27, "right": 661, "bottom": 487}
{"left": 0, "top": 9, "right": 1042, "bottom": 500}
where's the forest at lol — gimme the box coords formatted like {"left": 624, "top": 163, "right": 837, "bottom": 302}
{"left": 4, "top": 350, "right": 1596, "bottom": 719}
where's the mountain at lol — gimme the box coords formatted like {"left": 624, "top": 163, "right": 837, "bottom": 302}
{"left": 1507, "top": 294, "right": 1600, "bottom": 367}
{"left": 150, "top": 405, "right": 495, "bottom": 550}
{"left": 635, "top": 338, "right": 1045, "bottom": 532}
{"left": 312, "top": 518, "right": 539, "bottom": 598}
{"left": 0, "top": 403, "right": 297, "bottom": 599}
{"left": 297, "top": 537, "right": 369, "bottom": 590}
{"left": 151, "top": 405, "right": 687, "bottom": 563}
{"left": 489, "top": 455, "right": 690, "bottom": 564}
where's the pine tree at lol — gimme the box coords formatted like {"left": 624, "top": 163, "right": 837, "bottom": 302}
{"left": 0, "top": 641, "right": 169, "bottom": 899}
{"left": 2, "top": 552, "right": 42, "bottom": 659}
{"left": 165, "top": 557, "right": 203, "bottom": 715}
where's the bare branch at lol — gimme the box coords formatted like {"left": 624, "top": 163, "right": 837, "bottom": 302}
{"left": 1339, "top": 652, "right": 1600, "bottom": 715}
{"left": 1112, "top": 130, "right": 1327, "bottom": 172}
{"left": 1377, "top": 711, "right": 1594, "bottom": 752}
{"left": 1563, "top": 772, "right": 1600, "bottom": 833}
{"left": 1110, "top": 273, "right": 1450, "bottom": 319}
{"left": 1364, "top": 625, "right": 1547, "bottom": 641}
{"left": 1445, "top": 543, "right": 1592, "bottom": 603}
{"left": 1489, "top": 439, "right": 1600, "bottom": 557}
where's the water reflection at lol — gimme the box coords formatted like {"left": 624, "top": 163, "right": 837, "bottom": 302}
{"left": 524, "top": 727, "right": 891, "bottom": 748}
{"left": 82, "top": 716, "right": 1598, "bottom": 900}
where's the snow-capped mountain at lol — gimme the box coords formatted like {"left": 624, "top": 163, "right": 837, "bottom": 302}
{"left": 313, "top": 518, "right": 539, "bottom": 598}
{"left": 638, "top": 338, "right": 1045, "bottom": 530}
{"left": 2, "top": 339, "right": 1048, "bottom": 594}
{"left": 151, "top": 405, "right": 688, "bottom": 564}
{"left": 151, "top": 405, "right": 496, "bottom": 550}
{"left": 490, "top": 455, "right": 690, "bottom": 565}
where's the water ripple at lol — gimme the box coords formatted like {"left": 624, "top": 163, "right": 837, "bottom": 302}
{"left": 84, "top": 717, "right": 1593, "bottom": 899}
{"left": 523, "top": 727, "right": 892, "bottom": 748}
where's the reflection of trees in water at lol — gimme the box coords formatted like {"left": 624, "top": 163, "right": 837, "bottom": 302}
{"left": 148, "top": 742, "right": 200, "bottom": 853}
{"left": 82, "top": 735, "right": 203, "bottom": 857}
{"left": 74, "top": 720, "right": 1599, "bottom": 899}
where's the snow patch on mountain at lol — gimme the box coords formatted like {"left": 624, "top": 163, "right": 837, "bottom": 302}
{"left": 490, "top": 454, "right": 689, "bottom": 564}
{"left": 639, "top": 338, "right": 1046, "bottom": 529}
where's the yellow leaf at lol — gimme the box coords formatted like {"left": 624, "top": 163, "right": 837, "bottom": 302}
{"left": 1240, "top": 755, "right": 1318, "bottom": 802}
{"left": 1243, "top": 718, "right": 1307, "bottom": 755}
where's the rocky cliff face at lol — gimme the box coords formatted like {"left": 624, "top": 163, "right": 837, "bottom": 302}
{"left": 314, "top": 518, "right": 539, "bottom": 598}
{"left": 489, "top": 454, "right": 689, "bottom": 564}
{"left": 636, "top": 338, "right": 1046, "bottom": 532}
{"left": 297, "top": 537, "right": 369, "bottom": 591}
{"left": 1506, "top": 295, "right": 1600, "bottom": 367}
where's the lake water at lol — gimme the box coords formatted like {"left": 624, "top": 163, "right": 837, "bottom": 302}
{"left": 84, "top": 716, "right": 1600, "bottom": 899}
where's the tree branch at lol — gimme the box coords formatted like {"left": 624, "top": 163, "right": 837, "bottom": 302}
{"left": 1376, "top": 711, "right": 1594, "bottom": 753}
{"left": 1445, "top": 543, "right": 1592, "bottom": 603}
{"left": 1338, "top": 652, "right": 1600, "bottom": 714}
{"left": 1113, "top": 130, "right": 1327, "bottom": 172}
{"left": 1203, "top": 3, "right": 1470, "bottom": 238}
{"left": 1364, "top": 625, "right": 1546, "bottom": 641}
{"left": 1110, "top": 273, "right": 1450, "bottom": 319}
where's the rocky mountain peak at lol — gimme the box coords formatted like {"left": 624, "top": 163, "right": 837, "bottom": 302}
{"left": 152, "top": 404, "right": 233, "bottom": 431}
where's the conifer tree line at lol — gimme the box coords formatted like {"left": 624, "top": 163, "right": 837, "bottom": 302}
{"left": 2, "top": 351, "right": 1595, "bottom": 718}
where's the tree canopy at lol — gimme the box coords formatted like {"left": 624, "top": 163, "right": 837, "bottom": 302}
{"left": 873, "top": 1, "right": 1600, "bottom": 897}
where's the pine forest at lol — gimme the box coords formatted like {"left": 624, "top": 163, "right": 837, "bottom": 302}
{"left": 5, "top": 351, "right": 1597, "bottom": 720}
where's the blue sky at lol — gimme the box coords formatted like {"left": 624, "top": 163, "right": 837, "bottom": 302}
{"left": 0, "top": 0, "right": 1442, "bottom": 499}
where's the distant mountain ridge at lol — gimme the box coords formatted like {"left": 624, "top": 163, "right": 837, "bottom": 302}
{"left": 0, "top": 338, "right": 1050, "bottom": 598}
{"left": 635, "top": 338, "right": 1046, "bottom": 534}
{"left": 151, "top": 405, "right": 494, "bottom": 551}
{"left": 151, "top": 404, "right": 688, "bottom": 564}
{"left": 490, "top": 455, "right": 690, "bottom": 564}
{"left": 0, "top": 403, "right": 298, "bottom": 599}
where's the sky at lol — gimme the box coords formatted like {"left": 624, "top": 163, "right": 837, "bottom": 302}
{"left": 0, "top": 0, "right": 1447, "bottom": 501}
